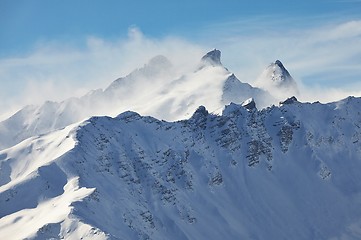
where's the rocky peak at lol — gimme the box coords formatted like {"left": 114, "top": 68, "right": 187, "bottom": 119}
{"left": 191, "top": 105, "right": 209, "bottom": 119}
{"left": 256, "top": 60, "right": 299, "bottom": 100}
{"left": 201, "top": 49, "right": 222, "bottom": 66}
{"left": 274, "top": 60, "right": 285, "bottom": 69}
{"left": 280, "top": 96, "right": 298, "bottom": 105}
{"left": 267, "top": 60, "right": 293, "bottom": 85}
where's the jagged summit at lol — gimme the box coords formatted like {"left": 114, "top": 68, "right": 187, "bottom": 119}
{"left": 3, "top": 97, "right": 361, "bottom": 239}
{"left": 191, "top": 105, "right": 209, "bottom": 120}
{"left": 266, "top": 60, "right": 294, "bottom": 85}
{"left": 274, "top": 60, "right": 285, "bottom": 68}
{"left": 280, "top": 96, "right": 298, "bottom": 105}
{"left": 2, "top": 39, "right": 361, "bottom": 239}
{"left": 256, "top": 59, "right": 299, "bottom": 100}
{"left": 201, "top": 49, "right": 222, "bottom": 66}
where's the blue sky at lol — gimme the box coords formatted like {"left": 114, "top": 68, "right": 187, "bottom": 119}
{"left": 1, "top": 0, "right": 360, "bottom": 55}
{"left": 1, "top": 0, "right": 361, "bottom": 118}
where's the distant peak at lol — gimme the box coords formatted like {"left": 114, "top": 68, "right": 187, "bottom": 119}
{"left": 147, "top": 55, "right": 172, "bottom": 69}
{"left": 268, "top": 60, "right": 288, "bottom": 73}
{"left": 256, "top": 59, "right": 299, "bottom": 99}
{"left": 274, "top": 60, "right": 284, "bottom": 68}
{"left": 201, "top": 49, "right": 222, "bottom": 66}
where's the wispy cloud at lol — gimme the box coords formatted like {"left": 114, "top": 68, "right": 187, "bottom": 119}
{"left": 199, "top": 18, "right": 361, "bottom": 102}
{"left": 0, "top": 18, "right": 361, "bottom": 120}
{"left": 0, "top": 28, "right": 205, "bottom": 120}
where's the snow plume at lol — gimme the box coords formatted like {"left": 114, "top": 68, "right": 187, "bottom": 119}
{"left": 1, "top": 19, "right": 361, "bottom": 119}
{"left": 297, "top": 82, "right": 361, "bottom": 104}
{"left": 0, "top": 27, "right": 205, "bottom": 119}
{"left": 204, "top": 18, "right": 361, "bottom": 102}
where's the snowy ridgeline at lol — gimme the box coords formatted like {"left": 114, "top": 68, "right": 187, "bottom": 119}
{"left": 0, "top": 49, "right": 277, "bottom": 151}
{"left": 1, "top": 96, "right": 361, "bottom": 239}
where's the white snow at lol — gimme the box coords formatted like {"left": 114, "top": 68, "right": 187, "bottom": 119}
{"left": 255, "top": 60, "right": 299, "bottom": 100}
{"left": 0, "top": 50, "right": 361, "bottom": 239}
{"left": 0, "top": 50, "right": 271, "bottom": 150}
{"left": 0, "top": 177, "right": 95, "bottom": 240}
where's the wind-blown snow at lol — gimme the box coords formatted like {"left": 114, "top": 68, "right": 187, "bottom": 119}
{"left": 0, "top": 177, "right": 95, "bottom": 240}
{"left": 1, "top": 49, "right": 361, "bottom": 239}
{"left": 0, "top": 50, "right": 272, "bottom": 150}
{"left": 256, "top": 60, "right": 299, "bottom": 100}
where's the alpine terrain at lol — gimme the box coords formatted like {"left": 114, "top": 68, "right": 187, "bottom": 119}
{"left": 1, "top": 50, "right": 361, "bottom": 240}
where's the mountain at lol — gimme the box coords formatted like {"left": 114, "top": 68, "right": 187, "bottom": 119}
{"left": 256, "top": 60, "right": 299, "bottom": 100}
{"left": 200, "top": 48, "right": 222, "bottom": 66}
{"left": 0, "top": 49, "right": 273, "bottom": 150}
{"left": 3, "top": 49, "right": 358, "bottom": 239}
{"left": 1, "top": 96, "right": 361, "bottom": 239}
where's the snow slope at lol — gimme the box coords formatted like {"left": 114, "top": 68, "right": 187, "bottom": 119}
{"left": 1, "top": 96, "right": 361, "bottom": 239}
{"left": 0, "top": 49, "right": 273, "bottom": 151}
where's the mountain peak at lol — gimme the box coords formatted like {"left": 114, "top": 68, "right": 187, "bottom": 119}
{"left": 267, "top": 60, "right": 293, "bottom": 84}
{"left": 191, "top": 105, "right": 209, "bottom": 119}
{"left": 274, "top": 60, "right": 284, "bottom": 68}
{"left": 201, "top": 49, "right": 222, "bottom": 66}
{"left": 255, "top": 60, "right": 299, "bottom": 100}
{"left": 147, "top": 55, "right": 172, "bottom": 69}
{"left": 280, "top": 96, "right": 298, "bottom": 105}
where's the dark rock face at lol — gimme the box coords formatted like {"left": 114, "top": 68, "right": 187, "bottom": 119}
{"left": 280, "top": 96, "right": 299, "bottom": 105}
{"left": 201, "top": 49, "right": 222, "bottom": 66}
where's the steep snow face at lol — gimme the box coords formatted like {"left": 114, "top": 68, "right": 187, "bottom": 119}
{"left": 1, "top": 97, "right": 361, "bottom": 239}
{"left": 0, "top": 50, "right": 272, "bottom": 150}
{"left": 0, "top": 123, "right": 103, "bottom": 239}
{"left": 256, "top": 60, "right": 299, "bottom": 100}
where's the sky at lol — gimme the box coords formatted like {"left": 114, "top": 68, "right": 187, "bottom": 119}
{"left": 1, "top": 0, "right": 361, "bottom": 119}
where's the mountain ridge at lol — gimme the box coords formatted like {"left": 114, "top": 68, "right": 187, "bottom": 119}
{"left": 0, "top": 50, "right": 274, "bottom": 150}
{"left": 1, "top": 96, "right": 361, "bottom": 239}
{"left": 1, "top": 49, "right": 360, "bottom": 240}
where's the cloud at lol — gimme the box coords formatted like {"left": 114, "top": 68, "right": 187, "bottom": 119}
{"left": 198, "top": 18, "right": 361, "bottom": 102}
{"left": 0, "top": 19, "right": 361, "bottom": 120}
{"left": 0, "top": 27, "right": 206, "bottom": 120}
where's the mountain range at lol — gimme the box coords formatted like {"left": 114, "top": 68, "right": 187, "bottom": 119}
{"left": 1, "top": 50, "right": 360, "bottom": 240}
{"left": 0, "top": 49, "right": 276, "bottom": 151}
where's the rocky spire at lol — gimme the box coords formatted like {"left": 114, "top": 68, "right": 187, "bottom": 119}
{"left": 201, "top": 49, "right": 222, "bottom": 66}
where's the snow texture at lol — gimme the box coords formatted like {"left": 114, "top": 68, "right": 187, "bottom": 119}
{"left": 1, "top": 50, "right": 361, "bottom": 240}
{"left": 0, "top": 50, "right": 272, "bottom": 150}
{"left": 1, "top": 96, "right": 361, "bottom": 239}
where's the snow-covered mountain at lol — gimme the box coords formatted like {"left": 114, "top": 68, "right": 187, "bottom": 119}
{"left": 1, "top": 48, "right": 360, "bottom": 240}
{"left": 256, "top": 60, "right": 299, "bottom": 100}
{"left": 1, "top": 96, "right": 361, "bottom": 239}
{"left": 0, "top": 49, "right": 273, "bottom": 151}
